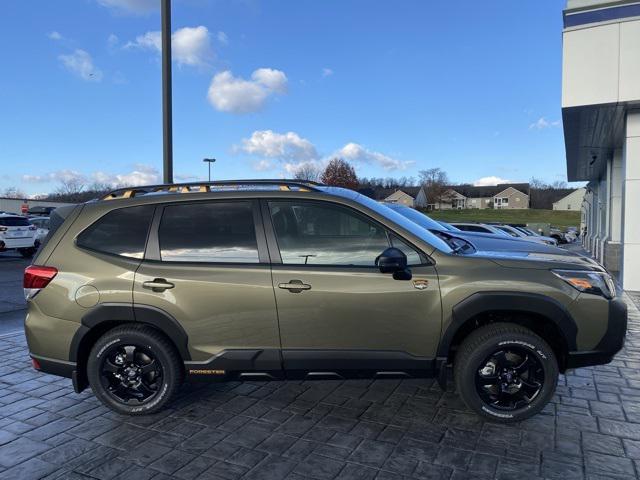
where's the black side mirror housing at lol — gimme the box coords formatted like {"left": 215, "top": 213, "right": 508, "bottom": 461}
{"left": 376, "top": 247, "right": 410, "bottom": 280}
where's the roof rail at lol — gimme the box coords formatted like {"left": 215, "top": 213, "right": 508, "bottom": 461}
{"left": 100, "top": 179, "right": 324, "bottom": 201}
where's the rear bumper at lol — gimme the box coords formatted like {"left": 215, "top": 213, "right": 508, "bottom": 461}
{"left": 566, "top": 297, "right": 627, "bottom": 369}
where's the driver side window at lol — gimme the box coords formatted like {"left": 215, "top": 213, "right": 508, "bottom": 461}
{"left": 269, "top": 201, "right": 390, "bottom": 266}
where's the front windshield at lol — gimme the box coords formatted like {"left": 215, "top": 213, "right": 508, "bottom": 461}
{"left": 384, "top": 204, "right": 445, "bottom": 231}
{"left": 438, "top": 221, "right": 460, "bottom": 231}
{"left": 320, "top": 187, "right": 453, "bottom": 253}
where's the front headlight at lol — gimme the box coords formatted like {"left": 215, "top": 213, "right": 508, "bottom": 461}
{"left": 552, "top": 269, "right": 616, "bottom": 299}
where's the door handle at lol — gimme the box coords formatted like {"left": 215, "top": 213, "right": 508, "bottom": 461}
{"left": 142, "top": 278, "right": 175, "bottom": 292}
{"left": 278, "top": 279, "right": 311, "bottom": 293}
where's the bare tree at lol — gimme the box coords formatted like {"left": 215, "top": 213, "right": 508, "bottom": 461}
{"left": 419, "top": 168, "right": 450, "bottom": 207}
{"left": 321, "top": 158, "right": 358, "bottom": 190}
{"left": 293, "top": 163, "right": 321, "bottom": 182}
{"left": 53, "top": 178, "right": 86, "bottom": 202}
{"left": 2, "top": 186, "right": 26, "bottom": 198}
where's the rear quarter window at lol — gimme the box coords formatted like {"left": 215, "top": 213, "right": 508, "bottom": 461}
{"left": 76, "top": 205, "right": 154, "bottom": 259}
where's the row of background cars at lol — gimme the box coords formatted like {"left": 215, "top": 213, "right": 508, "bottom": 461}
{"left": 0, "top": 208, "right": 51, "bottom": 258}
{"left": 383, "top": 204, "right": 578, "bottom": 254}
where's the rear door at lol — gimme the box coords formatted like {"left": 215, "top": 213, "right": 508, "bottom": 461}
{"left": 264, "top": 199, "right": 442, "bottom": 374}
{"left": 133, "top": 200, "right": 281, "bottom": 372}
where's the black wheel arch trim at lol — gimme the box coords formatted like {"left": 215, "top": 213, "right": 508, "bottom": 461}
{"left": 70, "top": 302, "right": 191, "bottom": 362}
{"left": 438, "top": 291, "right": 578, "bottom": 358}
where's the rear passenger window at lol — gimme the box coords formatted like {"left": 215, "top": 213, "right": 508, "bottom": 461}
{"left": 77, "top": 205, "right": 154, "bottom": 259}
{"left": 158, "top": 202, "right": 259, "bottom": 263}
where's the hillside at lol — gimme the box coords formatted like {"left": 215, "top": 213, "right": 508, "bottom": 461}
{"left": 425, "top": 208, "right": 581, "bottom": 229}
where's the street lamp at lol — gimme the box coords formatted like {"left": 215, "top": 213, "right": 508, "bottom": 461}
{"left": 203, "top": 158, "right": 216, "bottom": 182}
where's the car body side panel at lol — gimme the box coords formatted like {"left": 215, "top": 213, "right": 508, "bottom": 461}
{"left": 272, "top": 264, "right": 442, "bottom": 358}
{"left": 25, "top": 302, "right": 81, "bottom": 361}
{"left": 432, "top": 251, "right": 610, "bottom": 351}
{"left": 133, "top": 262, "right": 280, "bottom": 362}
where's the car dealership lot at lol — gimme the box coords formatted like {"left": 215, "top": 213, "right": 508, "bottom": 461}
{"left": 1, "top": 254, "right": 640, "bottom": 479}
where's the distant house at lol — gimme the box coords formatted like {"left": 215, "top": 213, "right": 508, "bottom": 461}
{"left": 428, "top": 183, "right": 530, "bottom": 210}
{"left": 381, "top": 186, "right": 428, "bottom": 208}
{"left": 552, "top": 188, "right": 586, "bottom": 211}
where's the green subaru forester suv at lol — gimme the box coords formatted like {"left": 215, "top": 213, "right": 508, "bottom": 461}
{"left": 24, "top": 180, "right": 627, "bottom": 422}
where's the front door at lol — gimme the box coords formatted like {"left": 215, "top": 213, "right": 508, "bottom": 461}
{"left": 264, "top": 199, "right": 442, "bottom": 374}
{"left": 133, "top": 200, "right": 281, "bottom": 373}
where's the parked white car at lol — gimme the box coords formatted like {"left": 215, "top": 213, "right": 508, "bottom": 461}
{"left": 0, "top": 213, "right": 38, "bottom": 257}
{"left": 494, "top": 224, "right": 558, "bottom": 246}
{"left": 28, "top": 217, "right": 50, "bottom": 246}
{"left": 449, "top": 222, "right": 513, "bottom": 237}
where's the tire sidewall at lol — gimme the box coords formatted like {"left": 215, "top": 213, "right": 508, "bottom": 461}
{"left": 458, "top": 333, "right": 558, "bottom": 422}
{"left": 87, "top": 330, "right": 177, "bottom": 415}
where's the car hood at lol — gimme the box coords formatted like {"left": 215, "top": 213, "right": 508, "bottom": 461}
{"left": 438, "top": 231, "right": 603, "bottom": 270}
{"left": 443, "top": 231, "right": 560, "bottom": 253}
{"left": 469, "top": 248, "right": 603, "bottom": 271}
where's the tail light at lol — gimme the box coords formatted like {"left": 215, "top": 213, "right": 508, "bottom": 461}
{"left": 24, "top": 265, "right": 58, "bottom": 300}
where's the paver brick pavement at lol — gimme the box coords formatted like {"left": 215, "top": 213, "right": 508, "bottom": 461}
{"left": 0, "top": 293, "right": 638, "bottom": 479}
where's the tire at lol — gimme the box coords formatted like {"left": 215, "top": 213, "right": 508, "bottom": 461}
{"left": 454, "top": 323, "right": 558, "bottom": 423}
{"left": 19, "top": 248, "right": 35, "bottom": 258}
{"left": 87, "top": 325, "right": 183, "bottom": 415}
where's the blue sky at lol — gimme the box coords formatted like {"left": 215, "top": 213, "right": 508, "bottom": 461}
{"left": 0, "top": 0, "right": 570, "bottom": 196}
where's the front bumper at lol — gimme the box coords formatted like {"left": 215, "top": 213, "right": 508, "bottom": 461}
{"left": 565, "top": 297, "right": 628, "bottom": 369}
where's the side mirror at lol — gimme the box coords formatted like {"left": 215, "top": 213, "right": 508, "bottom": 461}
{"left": 376, "top": 247, "right": 408, "bottom": 274}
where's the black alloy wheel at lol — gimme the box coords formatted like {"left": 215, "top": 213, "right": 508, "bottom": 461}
{"left": 475, "top": 347, "right": 544, "bottom": 410}
{"left": 100, "top": 344, "right": 163, "bottom": 405}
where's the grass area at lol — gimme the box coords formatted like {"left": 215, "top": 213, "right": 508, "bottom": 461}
{"left": 425, "top": 208, "right": 581, "bottom": 229}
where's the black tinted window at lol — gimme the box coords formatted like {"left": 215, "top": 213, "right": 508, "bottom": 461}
{"left": 269, "top": 201, "right": 389, "bottom": 266}
{"left": 159, "top": 202, "right": 258, "bottom": 263}
{"left": 77, "top": 205, "right": 153, "bottom": 258}
{"left": 0, "top": 216, "right": 30, "bottom": 227}
{"left": 456, "top": 225, "right": 487, "bottom": 233}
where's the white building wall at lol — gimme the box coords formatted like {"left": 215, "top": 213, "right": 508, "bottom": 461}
{"left": 553, "top": 188, "right": 586, "bottom": 211}
{"left": 622, "top": 110, "right": 640, "bottom": 290}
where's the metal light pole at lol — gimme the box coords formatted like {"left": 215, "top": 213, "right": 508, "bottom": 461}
{"left": 161, "top": 0, "right": 173, "bottom": 184}
{"left": 203, "top": 158, "right": 216, "bottom": 182}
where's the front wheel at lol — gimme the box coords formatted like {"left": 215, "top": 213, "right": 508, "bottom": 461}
{"left": 454, "top": 323, "right": 558, "bottom": 423}
{"left": 87, "top": 325, "right": 183, "bottom": 415}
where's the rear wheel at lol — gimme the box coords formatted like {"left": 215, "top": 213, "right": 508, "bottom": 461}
{"left": 19, "top": 247, "right": 36, "bottom": 258}
{"left": 454, "top": 323, "right": 558, "bottom": 423}
{"left": 87, "top": 325, "right": 183, "bottom": 415}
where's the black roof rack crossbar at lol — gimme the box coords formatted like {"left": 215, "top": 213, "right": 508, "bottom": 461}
{"left": 101, "top": 179, "right": 324, "bottom": 201}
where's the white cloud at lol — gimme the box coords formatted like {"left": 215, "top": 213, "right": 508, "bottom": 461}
{"left": 529, "top": 117, "right": 561, "bottom": 130}
{"left": 240, "top": 130, "right": 318, "bottom": 162}
{"left": 322, "top": 68, "right": 333, "bottom": 77}
{"left": 22, "top": 165, "right": 160, "bottom": 187}
{"left": 217, "top": 31, "right": 229, "bottom": 45}
{"left": 96, "top": 0, "right": 158, "bottom": 14}
{"left": 335, "top": 143, "right": 412, "bottom": 171}
{"left": 253, "top": 159, "right": 273, "bottom": 172}
{"left": 251, "top": 68, "right": 288, "bottom": 94}
{"left": 473, "top": 176, "right": 512, "bottom": 186}
{"left": 23, "top": 169, "right": 86, "bottom": 184}
{"left": 207, "top": 68, "right": 288, "bottom": 114}
{"left": 172, "top": 26, "right": 213, "bottom": 67}
{"left": 107, "top": 33, "right": 119, "bottom": 48}
{"left": 93, "top": 164, "right": 159, "bottom": 186}
{"left": 126, "top": 26, "right": 213, "bottom": 67}
{"left": 59, "top": 49, "right": 103, "bottom": 81}
{"left": 48, "top": 31, "right": 62, "bottom": 40}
